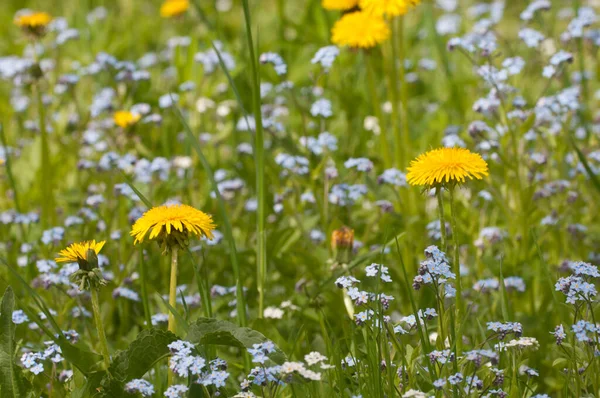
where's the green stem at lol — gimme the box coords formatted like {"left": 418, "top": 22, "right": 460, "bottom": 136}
{"left": 436, "top": 188, "right": 447, "bottom": 252}
{"left": 168, "top": 246, "right": 179, "bottom": 334}
{"left": 90, "top": 288, "right": 110, "bottom": 369}
{"left": 139, "top": 248, "right": 152, "bottom": 329}
{"left": 448, "top": 186, "right": 463, "bottom": 355}
{"left": 241, "top": 0, "right": 267, "bottom": 319}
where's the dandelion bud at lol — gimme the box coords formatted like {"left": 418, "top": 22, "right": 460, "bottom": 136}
{"left": 332, "top": 226, "right": 354, "bottom": 264}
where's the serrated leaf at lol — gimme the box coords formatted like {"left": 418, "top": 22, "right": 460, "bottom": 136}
{"left": 0, "top": 287, "right": 32, "bottom": 398}
{"left": 187, "top": 317, "right": 286, "bottom": 364}
{"left": 79, "top": 329, "right": 177, "bottom": 398}
{"left": 109, "top": 328, "right": 177, "bottom": 382}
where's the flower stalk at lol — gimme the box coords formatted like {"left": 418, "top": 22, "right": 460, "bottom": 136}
{"left": 448, "top": 186, "right": 462, "bottom": 354}
{"left": 168, "top": 246, "right": 179, "bottom": 334}
{"left": 90, "top": 286, "right": 110, "bottom": 369}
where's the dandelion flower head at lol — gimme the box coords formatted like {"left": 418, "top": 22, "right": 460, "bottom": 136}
{"left": 55, "top": 240, "right": 106, "bottom": 263}
{"left": 331, "top": 11, "right": 390, "bottom": 49}
{"left": 131, "top": 204, "right": 216, "bottom": 246}
{"left": 114, "top": 111, "right": 141, "bottom": 128}
{"left": 406, "top": 147, "right": 489, "bottom": 187}
{"left": 14, "top": 11, "right": 52, "bottom": 28}
{"left": 359, "top": 0, "right": 421, "bottom": 17}
{"left": 322, "top": 0, "right": 359, "bottom": 10}
{"left": 160, "top": 0, "right": 190, "bottom": 18}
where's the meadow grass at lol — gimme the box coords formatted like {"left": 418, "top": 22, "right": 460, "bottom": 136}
{"left": 0, "top": 0, "right": 600, "bottom": 397}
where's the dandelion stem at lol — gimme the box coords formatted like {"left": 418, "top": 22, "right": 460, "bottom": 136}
{"left": 436, "top": 188, "right": 447, "bottom": 252}
{"left": 168, "top": 246, "right": 179, "bottom": 334}
{"left": 90, "top": 288, "right": 110, "bottom": 369}
{"left": 448, "top": 186, "right": 463, "bottom": 355}
{"left": 139, "top": 248, "right": 152, "bottom": 329}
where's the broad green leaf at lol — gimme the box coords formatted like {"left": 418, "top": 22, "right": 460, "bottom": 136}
{"left": 187, "top": 317, "right": 286, "bottom": 364}
{"left": 76, "top": 329, "right": 177, "bottom": 398}
{"left": 109, "top": 328, "right": 177, "bottom": 382}
{"left": 0, "top": 287, "right": 32, "bottom": 398}
{"left": 57, "top": 338, "right": 103, "bottom": 376}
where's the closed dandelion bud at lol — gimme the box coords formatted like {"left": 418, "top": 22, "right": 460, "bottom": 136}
{"left": 332, "top": 226, "right": 354, "bottom": 249}
{"left": 332, "top": 226, "right": 354, "bottom": 264}
{"left": 380, "top": 360, "right": 386, "bottom": 371}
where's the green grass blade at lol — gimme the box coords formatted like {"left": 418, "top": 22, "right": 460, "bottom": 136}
{"left": 171, "top": 103, "right": 247, "bottom": 328}
{"left": 570, "top": 136, "right": 600, "bottom": 196}
{"left": 240, "top": 0, "right": 267, "bottom": 319}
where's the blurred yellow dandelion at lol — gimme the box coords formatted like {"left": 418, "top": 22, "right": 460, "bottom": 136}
{"left": 131, "top": 204, "right": 215, "bottom": 245}
{"left": 331, "top": 11, "right": 390, "bottom": 49}
{"left": 322, "top": 0, "right": 359, "bottom": 10}
{"left": 406, "top": 147, "right": 489, "bottom": 187}
{"left": 113, "top": 111, "right": 141, "bottom": 128}
{"left": 14, "top": 11, "right": 52, "bottom": 28}
{"left": 56, "top": 240, "right": 106, "bottom": 263}
{"left": 160, "top": 0, "right": 190, "bottom": 18}
{"left": 359, "top": 0, "right": 421, "bottom": 17}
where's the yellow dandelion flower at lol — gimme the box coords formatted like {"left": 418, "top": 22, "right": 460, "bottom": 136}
{"left": 359, "top": 0, "right": 421, "bottom": 17}
{"left": 322, "top": 0, "right": 359, "bottom": 10}
{"left": 406, "top": 147, "right": 489, "bottom": 187}
{"left": 114, "top": 111, "right": 141, "bottom": 128}
{"left": 14, "top": 11, "right": 52, "bottom": 28}
{"left": 160, "top": 0, "right": 190, "bottom": 18}
{"left": 331, "top": 11, "right": 390, "bottom": 49}
{"left": 56, "top": 240, "right": 106, "bottom": 263}
{"left": 130, "top": 204, "right": 216, "bottom": 245}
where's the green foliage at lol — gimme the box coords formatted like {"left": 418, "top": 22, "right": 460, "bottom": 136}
{"left": 187, "top": 317, "right": 287, "bottom": 364}
{"left": 109, "top": 328, "right": 177, "bottom": 383}
{"left": 0, "top": 287, "right": 32, "bottom": 398}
